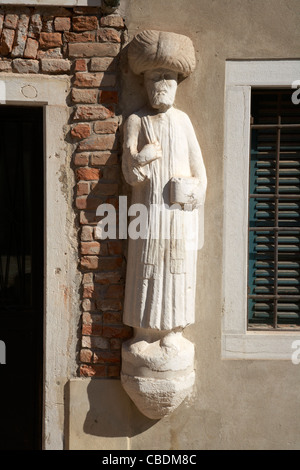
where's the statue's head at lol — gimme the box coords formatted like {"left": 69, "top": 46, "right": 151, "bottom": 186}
{"left": 128, "top": 30, "right": 196, "bottom": 111}
{"left": 144, "top": 67, "right": 178, "bottom": 111}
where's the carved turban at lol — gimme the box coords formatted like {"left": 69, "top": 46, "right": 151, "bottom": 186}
{"left": 128, "top": 30, "right": 196, "bottom": 81}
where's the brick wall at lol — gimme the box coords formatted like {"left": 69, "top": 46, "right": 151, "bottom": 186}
{"left": 0, "top": 5, "right": 130, "bottom": 378}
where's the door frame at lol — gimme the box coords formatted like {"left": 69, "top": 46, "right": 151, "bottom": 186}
{"left": 0, "top": 74, "right": 79, "bottom": 449}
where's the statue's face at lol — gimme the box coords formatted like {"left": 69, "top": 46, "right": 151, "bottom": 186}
{"left": 144, "top": 68, "right": 178, "bottom": 111}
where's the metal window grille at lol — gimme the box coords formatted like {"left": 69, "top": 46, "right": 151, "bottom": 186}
{"left": 248, "top": 89, "right": 300, "bottom": 330}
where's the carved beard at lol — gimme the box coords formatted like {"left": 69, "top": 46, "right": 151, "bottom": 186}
{"left": 150, "top": 90, "right": 174, "bottom": 109}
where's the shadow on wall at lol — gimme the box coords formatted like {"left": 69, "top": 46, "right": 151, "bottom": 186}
{"left": 83, "top": 378, "right": 157, "bottom": 437}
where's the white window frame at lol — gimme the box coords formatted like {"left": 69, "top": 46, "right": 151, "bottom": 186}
{"left": 0, "top": 73, "right": 79, "bottom": 449}
{"left": 222, "top": 60, "right": 300, "bottom": 359}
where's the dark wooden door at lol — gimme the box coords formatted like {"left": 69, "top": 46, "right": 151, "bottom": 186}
{"left": 0, "top": 106, "right": 44, "bottom": 450}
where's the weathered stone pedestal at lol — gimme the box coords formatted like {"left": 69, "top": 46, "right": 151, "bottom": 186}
{"left": 121, "top": 329, "right": 195, "bottom": 419}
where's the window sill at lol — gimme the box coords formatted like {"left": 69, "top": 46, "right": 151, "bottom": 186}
{"left": 222, "top": 331, "right": 300, "bottom": 360}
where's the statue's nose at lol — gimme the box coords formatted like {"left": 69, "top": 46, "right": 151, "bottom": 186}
{"left": 157, "top": 78, "right": 167, "bottom": 89}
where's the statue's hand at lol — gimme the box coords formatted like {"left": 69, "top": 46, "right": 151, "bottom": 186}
{"left": 134, "top": 141, "right": 162, "bottom": 167}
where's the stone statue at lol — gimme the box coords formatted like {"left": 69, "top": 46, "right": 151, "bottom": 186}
{"left": 121, "top": 30, "right": 207, "bottom": 419}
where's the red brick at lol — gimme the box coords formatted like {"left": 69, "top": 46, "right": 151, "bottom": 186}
{"left": 74, "top": 58, "right": 87, "bottom": 72}
{"left": 37, "top": 47, "right": 63, "bottom": 59}
{"left": 99, "top": 90, "right": 119, "bottom": 105}
{"left": 81, "top": 255, "right": 99, "bottom": 270}
{"left": 82, "top": 323, "right": 102, "bottom": 335}
{"left": 103, "top": 311, "right": 122, "bottom": 324}
{"left": 83, "top": 272, "right": 93, "bottom": 284}
{"left": 80, "top": 348, "right": 93, "bottom": 363}
{"left": 93, "top": 351, "right": 120, "bottom": 364}
{"left": 77, "top": 135, "right": 117, "bottom": 152}
{"left": 39, "top": 32, "right": 62, "bottom": 49}
{"left": 82, "top": 284, "right": 94, "bottom": 298}
{"left": 110, "top": 338, "right": 122, "bottom": 350}
{"left": 83, "top": 312, "right": 102, "bottom": 324}
{"left": 105, "top": 284, "right": 124, "bottom": 299}
{"left": 40, "top": 59, "right": 71, "bottom": 74}
{"left": 82, "top": 275, "right": 94, "bottom": 288}
{"left": 71, "top": 123, "right": 91, "bottom": 140}
{"left": 42, "top": 17, "right": 54, "bottom": 33}
{"left": 54, "top": 17, "right": 71, "bottom": 31}
{"left": 81, "top": 256, "right": 122, "bottom": 271}
{"left": 77, "top": 181, "right": 90, "bottom": 196}
{"left": 71, "top": 88, "right": 97, "bottom": 104}
{"left": 76, "top": 196, "right": 104, "bottom": 210}
{"left": 72, "top": 16, "right": 98, "bottom": 32}
{"left": 64, "top": 31, "right": 96, "bottom": 43}
{"left": 73, "top": 72, "right": 104, "bottom": 88}
{"left": 90, "top": 152, "right": 118, "bottom": 166}
{"left": 73, "top": 105, "right": 113, "bottom": 121}
{"left": 4, "top": 14, "right": 18, "bottom": 29}
{"left": 0, "top": 28, "right": 15, "bottom": 55}
{"left": 80, "top": 364, "right": 106, "bottom": 377}
{"left": 68, "top": 42, "right": 119, "bottom": 58}
{"left": 107, "top": 365, "right": 120, "bottom": 377}
{"left": 24, "top": 38, "right": 39, "bottom": 59}
{"left": 86, "top": 284, "right": 107, "bottom": 301}
{"left": 94, "top": 120, "right": 118, "bottom": 134}
{"left": 98, "top": 28, "right": 121, "bottom": 43}
{"left": 12, "top": 59, "right": 39, "bottom": 73}
{"left": 0, "top": 59, "right": 12, "bottom": 72}
{"left": 11, "top": 14, "right": 29, "bottom": 58}
{"left": 81, "top": 241, "right": 101, "bottom": 255}
{"left": 107, "top": 240, "right": 123, "bottom": 255}
{"left": 76, "top": 167, "right": 100, "bottom": 181}
{"left": 102, "top": 325, "right": 132, "bottom": 339}
{"left": 82, "top": 335, "right": 109, "bottom": 349}
{"left": 81, "top": 225, "right": 94, "bottom": 241}
{"left": 28, "top": 13, "right": 42, "bottom": 38}
{"left": 80, "top": 211, "right": 100, "bottom": 225}
{"left": 100, "top": 15, "right": 124, "bottom": 29}
{"left": 74, "top": 153, "right": 89, "bottom": 166}
{"left": 90, "top": 57, "right": 116, "bottom": 72}
{"left": 94, "top": 272, "right": 122, "bottom": 285}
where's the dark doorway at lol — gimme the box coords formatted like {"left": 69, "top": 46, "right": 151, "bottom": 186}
{"left": 0, "top": 106, "right": 44, "bottom": 450}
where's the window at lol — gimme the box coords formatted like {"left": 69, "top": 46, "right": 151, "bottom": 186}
{"left": 223, "top": 60, "right": 300, "bottom": 359}
{"left": 248, "top": 90, "right": 300, "bottom": 330}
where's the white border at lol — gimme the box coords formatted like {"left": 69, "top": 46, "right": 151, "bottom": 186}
{"left": 222, "top": 60, "right": 300, "bottom": 360}
{"left": 0, "top": 74, "right": 78, "bottom": 449}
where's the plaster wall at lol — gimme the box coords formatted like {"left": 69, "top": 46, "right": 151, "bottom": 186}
{"left": 69, "top": 0, "right": 300, "bottom": 450}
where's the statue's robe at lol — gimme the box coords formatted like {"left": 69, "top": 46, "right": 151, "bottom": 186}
{"left": 122, "top": 106, "right": 206, "bottom": 330}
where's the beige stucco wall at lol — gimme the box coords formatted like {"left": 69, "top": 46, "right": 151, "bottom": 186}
{"left": 68, "top": 0, "right": 300, "bottom": 450}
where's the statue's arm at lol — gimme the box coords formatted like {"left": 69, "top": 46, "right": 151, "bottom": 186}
{"left": 122, "top": 114, "right": 162, "bottom": 186}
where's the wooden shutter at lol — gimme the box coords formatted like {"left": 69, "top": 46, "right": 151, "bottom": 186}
{"left": 248, "top": 90, "right": 300, "bottom": 329}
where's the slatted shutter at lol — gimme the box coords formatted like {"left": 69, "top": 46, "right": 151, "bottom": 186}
{"left": 248, "top": 90, "right": 300, "bottom": 329}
